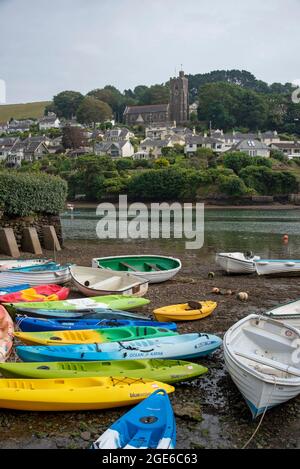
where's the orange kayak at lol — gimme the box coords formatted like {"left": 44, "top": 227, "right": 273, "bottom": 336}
{"left": 0, "top": 305, "right": 14, "bottom": 361}
{"left": 0, "top": 285, "right": 70, "bottom": 303}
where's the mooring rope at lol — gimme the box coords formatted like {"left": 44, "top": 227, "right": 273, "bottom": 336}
{"left": 242, "top": 377, "right": 277, "bottom": 449}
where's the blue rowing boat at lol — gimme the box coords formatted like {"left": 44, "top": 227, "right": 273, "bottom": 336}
{"left": 91, "top": 389, "right": 176, "bottom": 449}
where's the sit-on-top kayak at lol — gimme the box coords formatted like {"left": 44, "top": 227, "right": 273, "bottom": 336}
{"left": 154, "top": 301, "right": 217, "bottom": 322}
{"left": 5, "top": 295, "right": 150, "bottom": 316}
{"left": 0, "top": 376, "right": 174, "bottom": 411}
{"left": 0, "top": 284, "right": 30, "bottom": 296}
{"left": 0, "top": 359, "right": 208, "bottom": 383}
{"left": 14, "top": 326, "right": 177, "bottom": 346}
{"left": 0, "top": 285, "right": 69, "bottom": 304}
{"left": 15, "top": 316, "right": 177, "bottom": 332}
{"left": 16, "top": 333, "right": 222, "bottom": 362}
{"left": 10, "top": 307, "right": 150, "bottom": 321}
{"left": 91, "top": 389, "right": 176, "bottom": 449}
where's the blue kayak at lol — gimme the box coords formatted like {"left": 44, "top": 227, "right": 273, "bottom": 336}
{"left": 12, "top": 308, "right": 151, "bottom": 321}
{"left": 91, "top": 389, "right": 176, "bottom": 449}
{"left": 16, "top": 316, "right": 177, "bottom": 332}
{"left": 0, "top": 284, "right": 30, "bottom": 296}
{"left": 16, "top": 333, "right": 222, "bottom": 362}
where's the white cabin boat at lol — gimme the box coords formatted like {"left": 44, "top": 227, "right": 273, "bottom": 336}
{"left": 70, "top": 266, "right": 149, "bottom": 297}
{"left": 216, "top": 252, "right": 260, "bottom": 274}
{"left": 224, "top": 314, "right": 300, "bottom": 418}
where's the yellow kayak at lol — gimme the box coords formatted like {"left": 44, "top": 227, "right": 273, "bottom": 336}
{"left": 153, "top": 300, "right": 217, "bottom": 322}
{"left": 0, "top": 376, "right": 174, "bottom": 411}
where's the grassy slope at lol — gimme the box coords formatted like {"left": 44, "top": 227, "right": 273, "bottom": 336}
{"left": 0, "top": 101, "right": 51, "bottom": 122}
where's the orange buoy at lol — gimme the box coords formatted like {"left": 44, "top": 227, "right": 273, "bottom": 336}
{"left": 283, "top": 234, "right": 289, "bottom": 244}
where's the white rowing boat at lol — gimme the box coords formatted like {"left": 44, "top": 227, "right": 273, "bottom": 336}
{"left": 70, "top": 266, "right": 148, "bottom": 297}
{"left": 0, "top": 265, "right": 71, "bottom": 288}
{"left": 263, "top": 298, "right": 300, "bottom": 330}
{"left": 216, "top": 252, "right": 260, "bottom": 274}
{"left": 255, "top": 259, "right": 300, "bottom": 277}
{"left": 224, "top": 314, "right": 300, "bottom": 418}
{"left": 0, "top": 258, "right": 53, "bottom": 272}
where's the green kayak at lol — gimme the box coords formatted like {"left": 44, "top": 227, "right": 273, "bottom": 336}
{"left": 0, "top": 359, "right": 208, "bottom": 383}
{"left": 15, "top": 326, "right": 177, "bottom": 346}
{"left": 5, "top": 295, "right": 150, "bottom": 316}
{"left": 92, "top": 255, "right": 182, "bottom": 284}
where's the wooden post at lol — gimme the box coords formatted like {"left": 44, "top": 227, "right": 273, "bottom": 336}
{"left": 0, "top": 228, "right": 20, "bottom": 257}
{"left": 22, "top": 227, "right": 43, "bottom": 255}
{"left": 42, "top": 225, "right": 61, "bottom": 251}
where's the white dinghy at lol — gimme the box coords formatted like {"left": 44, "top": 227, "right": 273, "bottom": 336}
{"left": 224, "top": 314, "right": 300, "bottom": 418}
{"left": 216, "top": 252, "right": 260, "bottom": 274}
{"left": 255, "top": 259, "right": 300, "bottom": 277}
{"left": 0, "top": 258, "right": 53, "bottom": 272}
{"left": 70, "top": 266, "right": 149, "bottom": 297}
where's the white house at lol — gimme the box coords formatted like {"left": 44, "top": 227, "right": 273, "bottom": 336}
{"left": 103, "top": 127, "right": 134, "bottom": 142}
{"left": 38, "top": 113, "right": 61, "bottom": 130}
{"left": 270, "top": 141, "right": 300, "bottom": 159}
{"left": 138, "top": 138, "right": 174, "bottom": 158}
{"left": 184, "top": 136, "right": 224, "bottom": 155}
{"left": 229, "top": 139, "right": 270, "bottom": 157}
{"left": 95, "top": 140, "right": 134, "bottom": 158}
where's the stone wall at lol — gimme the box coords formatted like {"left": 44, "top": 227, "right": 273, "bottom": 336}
{"left": 0, "top": 213, "right": 63, "bottom": 249}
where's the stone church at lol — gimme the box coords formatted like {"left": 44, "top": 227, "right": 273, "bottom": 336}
{"left": 123, "top": 70, "right": 189, "bottom": 126}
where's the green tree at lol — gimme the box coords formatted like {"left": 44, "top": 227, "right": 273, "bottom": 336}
{"left": 76, "top": 97, "right": 112, "bottom": 126}
{"left": 52, "top": 91, "right": 84, "bottom": 119}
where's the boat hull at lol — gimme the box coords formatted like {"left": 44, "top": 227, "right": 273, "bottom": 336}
{"left": 0, "top": 267, "right": 71, "bottom": 287}
{"left": 0, "top": 359, "right": 207, "bottom": 383}
{"left": 256, "top": 260, "right": 300, "bottom": 277}
{"left": 0, "top": 377, "right": 174, "bottom": 411}
{"left": 154, "top": 301, "right": 217, "bottom": 322}
{"left": 0, "top": 306, "right": 14, "bottom": 362}
{"left": 216, "top": 253, "right": 259, "bottom": 274}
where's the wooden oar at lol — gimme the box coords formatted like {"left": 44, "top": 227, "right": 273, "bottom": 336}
{"left": 234, "top": 350, "right": 300, "bottom": 378}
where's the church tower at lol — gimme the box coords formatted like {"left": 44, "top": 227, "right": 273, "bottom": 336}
{"left": 169, "top": 70, "right": 189, "bottom": 125}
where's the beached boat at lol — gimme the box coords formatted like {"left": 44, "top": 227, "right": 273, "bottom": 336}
{"left": 16, "top": 316, "right": 176, "bottom": 332}
{"left": 16, "top": 333, "right": 222, "bottom": 362}
{"left": 70, "top": 266, "right": 148, "bottom": 297}
{"left": 0, "top": 284, "right": 30, "bottom": 296}
{"left": 0, "top": 258, "right": 53, "bottom": 272}
{"left": 14, "top": 326, "right": 177, "bottom": 346}
{"left": 0, "top": 306, "right": 14, "bottom": 362}
{"left": 0, "top": 264, "right": 71, "bottom": 288}
{"left": 0, "top": 284, "right": 69, "bottom": 303}
{"left": 263, "top": 298, "right": 300, "bottom": 330}
{"left": 91, "top": 389, "right": 176, "bottom": 449}
{"left": 11, "top": 307, "right": 150, "bottom": 321}
{"left": 6, "top": 295, "right": 150, "bottom": 316}
{"left": 224, "top": 314, "right": 300, "bottom": 418}
{"left": 255, "top": 259, "right": 300, "bottom": 276}
{"left": 154, "top": 301, "right": 217, "bottom": 322}
{"left": 216, "top": 252, "right": 260, "bottom": 274}
{"left": 0, "top": 359, "right": 207, "bottom": 383}
{"left": 0, "top": 376, "right": 174, "bottom": 411}
{"left": 92, "top": 255, "right": 182, "bottom": 284}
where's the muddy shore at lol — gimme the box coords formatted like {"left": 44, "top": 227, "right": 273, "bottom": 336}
{"left": 1, "top": 239, "right": 300, "bottom": 449}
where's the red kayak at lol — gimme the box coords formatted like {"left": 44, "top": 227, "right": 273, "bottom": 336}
{"left": 0, "top": 285, "right": 70, "bottom": 303}
{"left": 0, "top": 305, "right": 14, "bottom": 361}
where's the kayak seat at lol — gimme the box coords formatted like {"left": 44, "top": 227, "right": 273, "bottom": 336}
{"left": 124, "top": 429, "right": 152, "bottom": 449}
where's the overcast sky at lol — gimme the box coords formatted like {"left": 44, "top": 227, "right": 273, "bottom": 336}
{"left": 1, "top": 0, "right": 300, "bottom": 103}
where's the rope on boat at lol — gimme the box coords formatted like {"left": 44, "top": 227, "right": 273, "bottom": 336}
{"left": 242, "top": 377, "right": 277, "bottom": 449}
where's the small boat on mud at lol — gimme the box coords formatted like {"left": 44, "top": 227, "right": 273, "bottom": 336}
{"left": 154, "top": 301, "right": 217, "bottom": 322}
{"left": 0, "top": 376, "right": 174, "bottom": 412}
{"left": 0, "top": 258, "right": 52, "bottom": 272}
{"left": 92, "top": 255, "right": 182, "bottom": 284}
{"left": 0, "top": 359, "right": 207, "bottom": 383}
{"left": 15, "top": 316, "right": 177, "bottom": 332}
{"left": 0, "top": 305, "right": 14, "bottom": 362}
{"left": 224, "top": 314, "right": 300, "bottom": 418}
{"left": 11, "top": 307, "right": 150, "bottom": 321}
{"left": 16, "top": 333, "right": 222, "bottom": 362}
{"left": 70, "top": 266, "right": 148, "bottom": 297}
{"left": 91, "top": 389, "right": 176, "bottom": 449}
{"left": 216, "top": 252, "right": 260, "bottom": 274}
{"left": 255, "top": 259, "right": 300, "bottom": 277}
{"left": 263, "top": 298, "right": 300, "bottom": 330}
{"left": 0, "top": 264, "right": 71, "bottom": 288}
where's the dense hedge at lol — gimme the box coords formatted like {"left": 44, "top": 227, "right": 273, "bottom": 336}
{"left": 0, "top": 171, "right": 67, "bottom": 216}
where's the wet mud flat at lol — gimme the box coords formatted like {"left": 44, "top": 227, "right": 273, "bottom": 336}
{"left": 1, "top": 239, "right": 300, "bottom": 449}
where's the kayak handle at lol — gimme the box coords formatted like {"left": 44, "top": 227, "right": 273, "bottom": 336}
{"left": 151, "top": 389, "right": 167, "bottom": 397}
{"left": 199, "top": 333, "right": 210, "bottom": 339}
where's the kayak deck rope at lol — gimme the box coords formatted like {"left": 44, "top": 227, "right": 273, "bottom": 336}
{"left": 242, "top": 378, "right": 277, "bottom": 449}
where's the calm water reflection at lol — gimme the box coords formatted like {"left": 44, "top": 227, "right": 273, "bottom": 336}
{"left": 61, "top": 208, "right": 300, "bottom": 259}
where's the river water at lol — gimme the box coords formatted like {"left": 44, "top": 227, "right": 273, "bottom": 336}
{"left": 61, "top": 207, "right": 300, "bottom": 259}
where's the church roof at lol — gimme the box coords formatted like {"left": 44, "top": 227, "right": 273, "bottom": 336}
{"left": 124, "top": 104, "right": 169, "bottom": 115}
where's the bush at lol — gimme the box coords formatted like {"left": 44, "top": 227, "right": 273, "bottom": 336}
{"left": 219, "top": 175, "right": 249, "bottom": 196}
{"left": 223, "top": 152, "right": 271, "bottom": 174}
{"left": 240, "top": 166, "right": 298, "bottom": 195}
{"left": 0, "top": 171, "right": 67, "bottom": 216}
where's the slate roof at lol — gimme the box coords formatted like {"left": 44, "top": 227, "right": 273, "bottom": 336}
{"left": 124, "top": 104, "right": 169, "bottom": 115}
